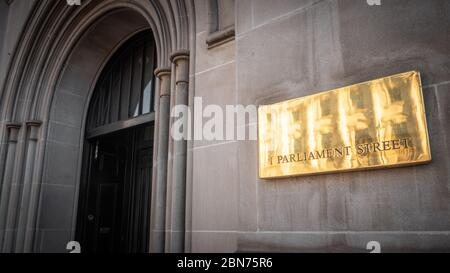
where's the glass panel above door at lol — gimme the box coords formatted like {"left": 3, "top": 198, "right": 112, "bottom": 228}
{"left": 86, "top": 30, "right": 157, "bottom": 134}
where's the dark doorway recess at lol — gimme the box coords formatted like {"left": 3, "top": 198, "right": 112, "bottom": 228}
{"left": 76, "top": 30, "right": 156, "bottom": 253}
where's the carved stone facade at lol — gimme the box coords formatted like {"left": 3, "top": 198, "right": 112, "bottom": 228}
{"left": 0, "top": 0, "right": 450, "bottom": 253}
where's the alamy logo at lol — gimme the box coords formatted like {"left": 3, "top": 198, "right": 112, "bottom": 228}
{"left": 366, "top": 241, "right": 381, "bottom": 253}
{"left": 170, "top": 97, "right": 257, "bottom": 141}
{"left": 67, "top": 0, "right": 81, "bottom": 6}
{"left": 66, "top": 241, "right": 81, "bottom": 253}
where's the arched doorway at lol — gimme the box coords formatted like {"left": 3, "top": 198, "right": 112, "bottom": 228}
{"left": 0, "top": 0, "right": 193, "bottom": 253}
{"left": 75, "top": 30, "right": 157, "bottom": 253}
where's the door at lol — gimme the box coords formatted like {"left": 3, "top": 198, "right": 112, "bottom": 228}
{"left": 83, "top": 132, "right": 127, "bottom": 253}
{"left": 76, "top": 124, "right": 153, "bottom": 253}
{"left": 121, "top": 125, "right": 153, "bottom": 253}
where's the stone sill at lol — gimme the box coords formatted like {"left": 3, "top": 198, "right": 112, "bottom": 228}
{"left": 206, "top": 26, "right": 235, "bottom": 49}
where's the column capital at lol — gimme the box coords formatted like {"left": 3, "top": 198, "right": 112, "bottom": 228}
{"left": 170, "top": 50, "right": 190, "bottom": 85}
{"left": 6, "top": 122, "right": 21, "bottom": 143}
{"left": 155, "top": 67, "right": 172, "bottom": 98}
{"left": 6, "top": 122, "right": 21, "bottom": 130}
{"left": 25, "top": 120, "right": 42, "bottom": 128}
{"left": 25, "top": 120, "right": 42, "bottom": 141}
{"left": 154, "top": 67, "right": 171, "bottom": 79}
{"left": 169, "top": 50, "right": 190, "bottom": 64}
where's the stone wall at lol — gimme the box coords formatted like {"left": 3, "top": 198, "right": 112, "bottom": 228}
{"left": 190, "top": 0, "right": 239, "bottom": 253}
{"left": 233, "top": 0, "right": 450, "bottom": 252}
{"left": 189, "top": 0, "right": 450, "bottom": 253}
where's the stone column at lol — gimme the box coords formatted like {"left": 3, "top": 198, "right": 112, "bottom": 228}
{"left": 168, "top": 50, "right": 190, "bottom": 253}
{"left": 15, "top": 121, "right": 42, "bottom": 253}
{"left": 0, "top": 123, "right": 21, "bottom": 250}
{"left": 151, "top": 67, "right": 172, "bottom": 253}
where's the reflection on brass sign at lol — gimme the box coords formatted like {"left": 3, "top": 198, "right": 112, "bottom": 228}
{"left": 258, "top": 71, "right": 431, "bottom": 179}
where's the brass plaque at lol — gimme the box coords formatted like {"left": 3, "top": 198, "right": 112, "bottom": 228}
{"left": 258, "top": 71, "right": 431, "bottom": 179}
